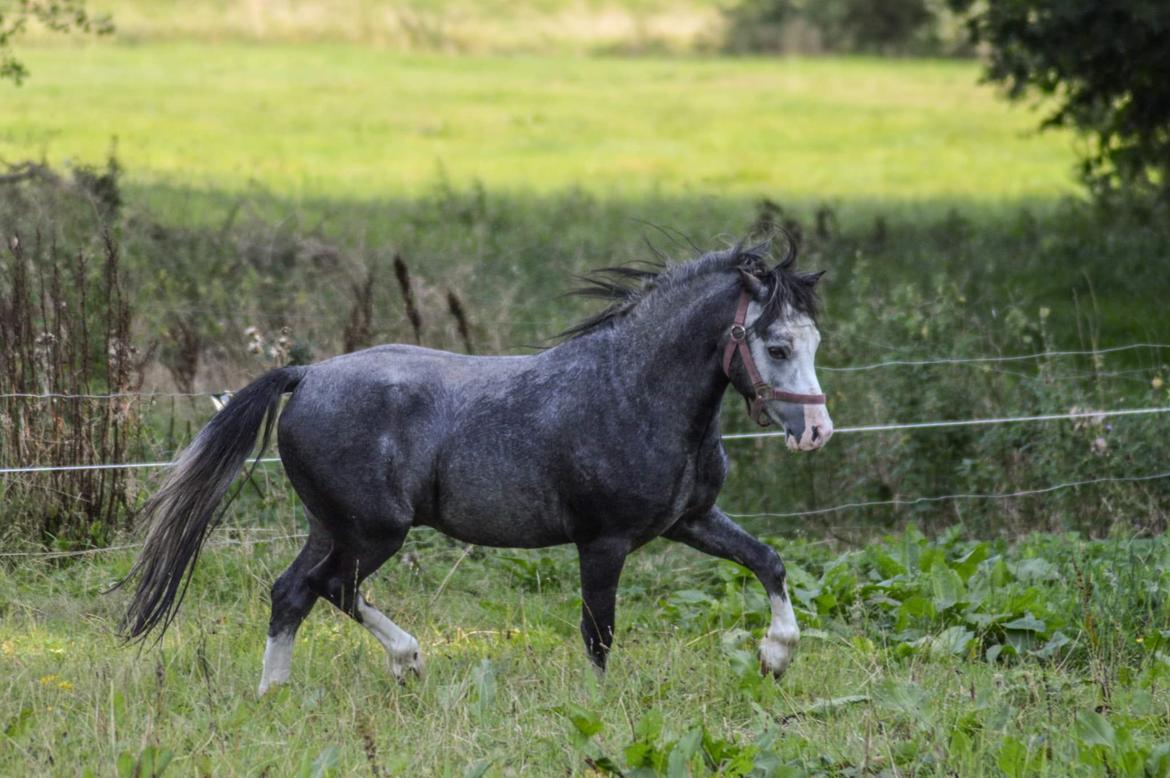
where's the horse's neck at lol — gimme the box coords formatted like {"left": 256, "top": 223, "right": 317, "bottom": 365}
{"left": 610, "top": 281, "right": 735, "bottom": 440}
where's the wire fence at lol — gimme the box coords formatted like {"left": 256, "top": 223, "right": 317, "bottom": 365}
{"left": 1, "top": 342, "right": 1166, "bottom": 401}
{"left": 2, "top": 343, "right": 1167, "bottom": 560}
{"left": 4, "top": 468, "right": 1168, "bottom": 560}
{"left": 2, "top": 405, "right": 1168, "bottom": 475}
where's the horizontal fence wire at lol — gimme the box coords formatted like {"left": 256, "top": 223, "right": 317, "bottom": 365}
{"left": 5, "top": 468, "right": 1170, "bottom": 560}
{"left": 721, "top": 406, "right": 1170, "bottom": 441}
{"left": 1, "top": 342, "right": 1167, "bottom": 401}
{"left": 3, "top": 406, "right": 1169, "bottom": 474}
{"left": 726, "top": 470, "right": 1170, "bottom": 520}
{"left": 819, "top": 342, "right": 1170, "bottom": 372}
{"left": 0, "top": 532, "right": 310, "bottom": 560}
{"left": 0, "top": 458, "right": 283, "bottom": 476}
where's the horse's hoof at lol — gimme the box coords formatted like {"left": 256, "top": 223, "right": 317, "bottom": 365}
{"left": 391, "top": 647, "right": 425, "bottom": 683}
{"left": 759, "top": 634, "right": 797, "bottom": 678}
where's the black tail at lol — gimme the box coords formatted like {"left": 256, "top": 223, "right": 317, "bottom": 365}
{"left": 116, "top": 366, "right": 306, "bottom": 642}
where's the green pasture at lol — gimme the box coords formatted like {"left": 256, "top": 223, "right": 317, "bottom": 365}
{"left": 2, "top": 525, "right": 1168, "bottom": 775}
{"left": 2, "top": 45, "right": 1075, "bottom": 203}
{"left": 2, "top": 34, "right": 1170, "bottom": 778}
{"left": 66, "top": 0, "right": 723, "bottom": 53}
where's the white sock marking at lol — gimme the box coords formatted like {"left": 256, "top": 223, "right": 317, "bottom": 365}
{"left": 759, "top": 590, "right": 800, "bottom": 678}
{"left": 357, "top": 596, "right": 424, "bottom": 680}
{"left": 258, "top": 632, "right": 295, "bottom": 696}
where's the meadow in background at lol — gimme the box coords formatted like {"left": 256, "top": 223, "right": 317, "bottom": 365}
{"left": 1, "top": 1, "right": 1169, "bottom": 774}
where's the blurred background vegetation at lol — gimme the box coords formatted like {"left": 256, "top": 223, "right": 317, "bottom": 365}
{"left": 2, "top": 6, "right": 1170, "bottom": 775}
{"left": 1, "top": 0, "right": 1168, "bottom": 548}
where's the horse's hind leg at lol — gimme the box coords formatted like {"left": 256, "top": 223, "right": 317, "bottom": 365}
{"left": 306, "top": 532, "right": 424, "bottom": 681}
{"left": 665, "top": 507, "right": 799, "bottom": 678}
{"left": 259, "top": 526, "right": 329, "bottom": 696}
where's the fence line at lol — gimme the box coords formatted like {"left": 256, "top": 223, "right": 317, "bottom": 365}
{"left": 726, "top": 469, "right": 1170, "bottom": 520}
{"left": 2, "top": 343, "right": 1167, "bottom": 401}
{"left": 3, "top": 405, "right": 1168, "bottom": 474}
{"left": 724, "top": 405, "right": 1170, "bottom": 440}
{"left": 5, "top": 467, "right": 1168, "bottom": 560}
{"left": 0, "top": 457, "right": 283, "bottom": 476}
{"left": 819, "top": 342, "right": 1170, "bottom": 372}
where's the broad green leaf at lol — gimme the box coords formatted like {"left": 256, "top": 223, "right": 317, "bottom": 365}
{"left": 561, "top": 703, "right": 604, "bottom": 738}
{"left": 116, "top": 753, "right": 134, "bottom": 778}
{"left": 1075, "top": 711, "right": 1116, "bottom": 750}
{"left": 1031, "top": 631, "right": 1071, "bottom": 660}
{"left": 3, "top": 707, "right": 33, "bottom": 739}
{"left": 950, "top": 544, "right": 989, "bottom": 581}
{"left": 1146, "top": 743, "right": 1170, "bottom": 777}
{"left": 869, "top": 548, "right": 906, "bottom": 578}
{"left": 897, "top": 595, "right": 935, "bottom": 626}
{"left": 1003, "top": 614, "right": 1046, "bottom": 633}
{"left": 931, "top": 626, "right": 974, "bottom": 658}
{"left": 997, "top": 736, "right": 1029, "bottom": 778}
{"left": 1008, "top": 557, "right": 1057, "bottom": 582}
{"left": 931, "top": 565, "right": 966, "bottom": 611}
{"left": 634, "top": 709, "right": 663, "bottom": 742}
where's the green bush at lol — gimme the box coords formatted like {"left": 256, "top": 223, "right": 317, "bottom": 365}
{"left": 952, "top": 0, "right": 1170, "bottom": 200}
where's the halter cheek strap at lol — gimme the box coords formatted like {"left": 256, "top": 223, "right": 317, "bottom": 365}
{"left": 722, "top": 290, "right": 826, "bottom": 427}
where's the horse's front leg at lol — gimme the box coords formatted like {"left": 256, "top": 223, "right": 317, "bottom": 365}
{"left": 665, "top": 507, "right": 799, "bottom": 678}
{"left": 576, "top": 537, "right": 630, "bottom": 672}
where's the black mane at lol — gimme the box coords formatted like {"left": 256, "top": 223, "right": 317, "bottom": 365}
{"left": 559, "top": 239, "right": 820, "bottom": 341}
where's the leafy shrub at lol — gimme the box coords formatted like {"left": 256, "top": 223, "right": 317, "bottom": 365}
{"left": 658, "top": 528, "right": 1170, "bottom": 673}
{"left": 952, "top": 0, "right": 1170, "bottom": 199}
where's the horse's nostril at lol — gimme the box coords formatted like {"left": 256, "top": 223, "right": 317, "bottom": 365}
{"left": 810, "top": 426, "right": 821, "bottom": 442}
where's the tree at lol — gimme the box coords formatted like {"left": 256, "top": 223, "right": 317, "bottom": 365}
{"left": 1, "top": 1, "right": 112, "bottom": 84}
{"left": 721, "top": 0, "right": 960, "bottom": 56}
{"left": 952, "top": 0, "right": 1170, "bottom": 199}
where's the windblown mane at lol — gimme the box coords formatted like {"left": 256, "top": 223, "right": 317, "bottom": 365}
{"left": 558, "top": 239, "right": 820, "bottom": 341}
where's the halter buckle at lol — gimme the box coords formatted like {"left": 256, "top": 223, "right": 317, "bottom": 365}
{"left": 729, "top": 324, "right": 747, "bottom": 342}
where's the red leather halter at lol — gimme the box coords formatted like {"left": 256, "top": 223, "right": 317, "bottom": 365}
{"left": 722, "top": 290, "right": 826, "bottom": 427}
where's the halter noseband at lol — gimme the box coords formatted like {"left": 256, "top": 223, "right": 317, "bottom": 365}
{"left": 722, "top": 290, "right": 826, "bottom": 427}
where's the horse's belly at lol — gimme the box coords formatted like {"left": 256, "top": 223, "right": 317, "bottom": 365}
{"left": 422, "top": 503, "right": 570, "bottom": 548}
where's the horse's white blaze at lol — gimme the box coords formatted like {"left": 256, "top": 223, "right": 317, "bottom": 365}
{"left": 258, "top": 632, "right": 295, "bottom": 696}
{"left": 356, "top": 596, "right": 424, "bottom": 680}
{"left": 759, "top": 591, "right": 800, "bottom": 677}
{"left": 743, "top": 305, "right": 833, "bottom": 449}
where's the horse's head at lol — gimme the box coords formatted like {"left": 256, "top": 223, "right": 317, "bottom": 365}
{"left": 726, "top": 244, "right": 833, "bottom": 451}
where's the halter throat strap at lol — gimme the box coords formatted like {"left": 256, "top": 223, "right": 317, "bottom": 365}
{"left": 721, "top": 290, "right": 826, "bottom": 427}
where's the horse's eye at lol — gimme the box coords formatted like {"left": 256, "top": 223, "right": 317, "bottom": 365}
{"left": 768, "top": 346, "right": 789, "bottom": 360}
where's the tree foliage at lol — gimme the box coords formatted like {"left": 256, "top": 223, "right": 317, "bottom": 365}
{"left": 953, "top": 0, "right": 1170, "bottom": 199}
{"left": 722, "top": 0, "right": 969, "bottom": 56}
{"left": 1, "top": 0, "right": 112, "bottom": 84}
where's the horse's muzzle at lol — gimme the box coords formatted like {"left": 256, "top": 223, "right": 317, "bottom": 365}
{"left": 781, "top": 404, "right": 833, "bottom": 452}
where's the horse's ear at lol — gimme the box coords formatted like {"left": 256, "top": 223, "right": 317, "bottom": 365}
{"left": 803, "top": 270, "right": 826, "bottom": 286}
{"left": 744, "top": 239, "right": 771, "bottom": 262}
{"left": 738, "top": 269, "right": 768, "bottom": 300}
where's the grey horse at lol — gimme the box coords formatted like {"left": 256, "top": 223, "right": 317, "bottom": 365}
{"left": 118, "top": 241, "right": 833, "bottom": 695}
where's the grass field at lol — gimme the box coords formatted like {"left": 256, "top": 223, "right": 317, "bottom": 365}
{"left": 3, "top": 523, "right": 1169, "bottom": 775}
{"left": 2, "top": 37, "right": 1170, "bottom": 777}
{"left": 2, "top": 45, "right": 1075, "bottom": 203}
{"left": 33, "top": 0, "right": 724, "bottom": 53}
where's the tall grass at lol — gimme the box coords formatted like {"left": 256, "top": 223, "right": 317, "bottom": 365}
{"left": 0, "top": 166, "right": 149, "bottom": 548}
